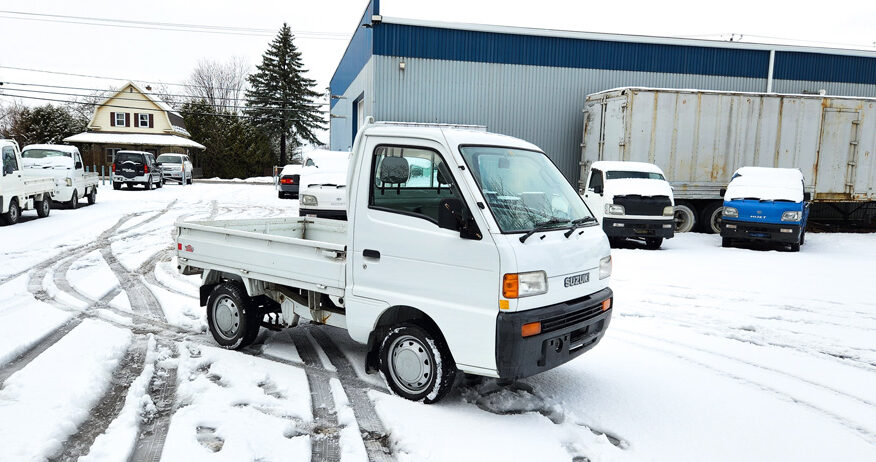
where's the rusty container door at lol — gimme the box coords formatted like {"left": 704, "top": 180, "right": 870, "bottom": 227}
{"left": 816, "top": 109, "right": 860, "bottom": 198}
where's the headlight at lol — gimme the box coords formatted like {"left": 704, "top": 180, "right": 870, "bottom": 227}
{"left": 663, "top": 206, "right": 674, "bottom": 216}
{"left": 605, "top": 204, "right": 625, "bottom": 215}
{"left": 502, "top": 271, "right": 547, "bottom": 298}
{"left": 300, "top": 194, "right": 318, "bottom": 206}
{"left": 65, "top": 178, "right": 73, "bottom": 187}
{"left": 781, "top": 210, "right": 801, "bottom": 221}
{"left": 723, "top": 207, "right": 738, "bottom": 218}
{"left": 599, "top": 255, "right": 612, "bottom": 280}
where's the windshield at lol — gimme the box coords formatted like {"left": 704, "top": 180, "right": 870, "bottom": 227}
{"left": 157, "top": 155, "right": 181, "bottom": 163}
{"left": 22, "top": 149, "right": 72, "bottom": 159}
{"left": 460, "top": 146, "right": 594, "bottom": 233}
{"left": 605, "top": 170, "right": 664, "bottom": 180}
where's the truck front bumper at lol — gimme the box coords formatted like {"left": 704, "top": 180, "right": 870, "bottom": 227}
{"left": 495, "top": 287, "right": 612, "bottom": 380}
{"left": 720, "top": 221, "right": 801, "bottom": 243}
{"left": 300, "top": 208, "right": 347, "bottom": 220}
{"left": 603, "top": 218, "right": 674, "bottom": 238}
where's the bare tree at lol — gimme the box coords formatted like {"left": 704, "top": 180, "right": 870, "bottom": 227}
{"left": 185, "top": 57, "right": 249, "bottom": 114}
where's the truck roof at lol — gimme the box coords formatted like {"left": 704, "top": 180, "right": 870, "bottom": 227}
{"left": 591, "top": 160, "right": 665, "bottom": 174}
{"left": 361, "top": 124, "right": 542, "bottom": 152}
{"left": 22, "top": 144, "right": 78, "bottom": 153}
{"left": 726, "top": 167, "right": 804, "bottom": 202}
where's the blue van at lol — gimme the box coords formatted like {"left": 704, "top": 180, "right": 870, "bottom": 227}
{"left": 719, "top": 167, "right": 810, "bottom": 252}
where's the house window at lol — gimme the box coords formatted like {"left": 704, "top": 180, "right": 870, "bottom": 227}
{"left": 114, "top": 112, "right": 126, "bottom": 127}
{"left": 139, "top": 113, "right": 150, "bottom": 127}
{"left": 106, "top": 148, "right": 121, "bottom": 163}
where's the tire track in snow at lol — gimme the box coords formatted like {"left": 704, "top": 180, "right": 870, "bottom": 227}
{"left": 616, "top": 334, "right": 876, "bottom": 445}
{"left": 50, "top": 337, "right": 149, "bottom": 462}
{"left": 289, "top": 328, "right": 341, "bottom": 462}
{"left": 307, "top": 326, "right": 395, "bottom": 462}
{"left": 138, "top": 248, "right": 197, "bottom": 300}
{"left": 129, "top": 339, "right": 178, "bottom": 462}
{"left": 0, "top": 317, "right": 84, "bottom": 388}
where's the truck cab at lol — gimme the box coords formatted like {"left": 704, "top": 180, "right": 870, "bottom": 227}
{"left": 1, "top": 139, "right": 56, "bottom": 225}
{"left": 177, "top": 121, "right": 614, "bottom": 403}
{"left": 720, "top": 167, "right": 809, "bottom": 251}
{"left": 21, "top": 144, "right": 99, "bottom": 208}
{"left": 582, "top": 161, "right": 675, "bottom": 249}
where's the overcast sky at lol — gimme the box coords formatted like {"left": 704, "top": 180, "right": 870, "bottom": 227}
{"left": 1, "top": 0, "right": 874, "bottom": 144}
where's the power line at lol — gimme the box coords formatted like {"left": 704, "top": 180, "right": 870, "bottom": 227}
{"left": 0, "top": 10, "right": 350, "bottom": 40}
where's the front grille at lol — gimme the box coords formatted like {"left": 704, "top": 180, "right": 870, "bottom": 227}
{"left": 613, "top": 195, "right": 671, "bottom": 216}
{"left": 541, "top": 302, "right": 606, "bottom": 334}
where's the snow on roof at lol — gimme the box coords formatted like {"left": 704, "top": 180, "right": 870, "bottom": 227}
{"left": 63, "top": 132, "right": 206, "bottom": 150}
{"left": 21, "top": 144, "right": 78, "bottom": 153}
{"left": 725, "top": 167, "right": 804, "bottom": 202}
{"left": 592, "top": 161, "right": 664, "bottom": 174}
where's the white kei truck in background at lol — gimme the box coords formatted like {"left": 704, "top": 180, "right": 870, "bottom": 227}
{"left": 21, "top": 144, "right": 99, "bottom": 208}
{"left": 582, "top": 161, "right": 675, "bottom": 249}
{"left": 1, "top": 139, "right": 56, "bottom": 225}
{"left": 176, "top": 121, "right": 614, "bottom": 403}
{"left": 299, "top": 152, "right": 351, "bottom": 220}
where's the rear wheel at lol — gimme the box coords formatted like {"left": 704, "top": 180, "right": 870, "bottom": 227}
{"left": 36, "top": 197, "right": 51, "bottom": 218}
{"left": 379, "top": 323, "right": 456, "bottom": 403}
{"left": 701, "top": 202, "right": 723, "bottom": 234}
{"left": 1, "top": 199, "right": 20, "bottom": 225}
{"left": 278, "top": 192, "right": 284, "bottom": 199}
{"left": 644, "top": 237, "right": 663, "bottom": 250}
{"left": 146, "top": 176, "right": 153, "bottom": 190}
{"left": 187, "top": 176, "right": 193, "bottom": 185}
{"left": 68, "top": 190, "right": 79, "bottom": 209}
{"left": 87, "top": 187, "right": 97, "bottom": 205}
{"left": 206, "top": 282, "right": 261, "bottom": 349}
{"left": 673, "top": 202, "right": 697, "bottom": 233}
{"left": 113, "top": 182, "right": 121, "bottom": 190}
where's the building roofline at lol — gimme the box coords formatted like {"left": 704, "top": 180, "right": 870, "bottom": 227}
{"left": 588, "top": 86, "right": 876, "bottom": 102}
{"left": 380, "top": 16, "right": 876, "bottom": 59}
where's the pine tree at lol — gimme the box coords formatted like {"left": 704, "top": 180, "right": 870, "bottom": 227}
{"left": 246, "top": 23, "right": 324, "bottom": 166}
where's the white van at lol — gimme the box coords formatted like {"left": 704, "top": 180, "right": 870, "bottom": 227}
{"left": 582, "top": 161, "right": 675, "bottom": 249}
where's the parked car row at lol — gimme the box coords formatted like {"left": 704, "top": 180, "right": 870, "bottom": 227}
{"left": 112, "top": 151, "right": 193, "bottom": 190}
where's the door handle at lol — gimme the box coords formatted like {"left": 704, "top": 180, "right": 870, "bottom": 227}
{"left": 363, "top": 249, "right": 380, "bottom": 259}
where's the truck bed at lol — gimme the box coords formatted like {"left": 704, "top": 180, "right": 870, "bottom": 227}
{"left": 176, "top": 217, "right": 348, "bottom": 296}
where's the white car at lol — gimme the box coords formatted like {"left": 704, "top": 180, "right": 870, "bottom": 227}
{"left": 156, "top": 153, "right": 193, "bottom": 185}
{"left": 21, "top": 144, "right": 99, "bottom": 208}
{"left": 582, "top": 161, "right": 675, "bottom": 249}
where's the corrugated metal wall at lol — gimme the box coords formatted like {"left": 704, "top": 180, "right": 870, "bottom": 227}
{"left": 329, "top": 57, "right": 374, "bottom": 151}
{"left": 371, "top": 56, "right": 766, "bottom": 184}
{"left": 771, "top": 79, "right": 876, "bottom": 98}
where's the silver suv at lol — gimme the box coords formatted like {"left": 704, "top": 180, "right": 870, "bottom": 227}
{"left": 157, "top": 153, "right": 193, "bottom": 185}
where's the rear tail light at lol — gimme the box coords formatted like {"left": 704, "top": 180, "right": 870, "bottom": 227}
{"left": 111, "top": 163, "right": 116, "bottom": 172}
{"left": 177, "top": 243, "right": 182, "bottom": 250}
{"left": 143, "top": 163, "right": 149, "bottom": 173}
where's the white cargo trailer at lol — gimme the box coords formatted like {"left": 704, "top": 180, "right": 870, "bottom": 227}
{"left": 581, "top": 87, "right": 876, "bottom": 232}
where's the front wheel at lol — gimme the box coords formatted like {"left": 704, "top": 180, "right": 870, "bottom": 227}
{"left": 644, "top": 237, "right": 663, "bottom": 250}
{"left": 68, "top": 190, "right": 79, "bottom": 209}
{"left": 206, "top": 282, "right": 261, "bottom": 349}
{"left": 87, "top": 187, "right": 97, "bottom": 205}
{"left": 1, "top": 199, "right": 21, "bottom": 225}
{"left": 379, "top": 324, "right": 456, "bottom": 403}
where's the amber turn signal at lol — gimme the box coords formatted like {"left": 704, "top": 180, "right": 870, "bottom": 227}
{"left": 521, "top": 321, "right": 541, "bottom": 337}
{"left": 602, "top": 299, "right": 612, "bottom": 311}
{"left": 502, "top": 274, "right": 519, "bottom": 299}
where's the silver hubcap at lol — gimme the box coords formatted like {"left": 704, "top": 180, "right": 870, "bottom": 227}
{"left": 213, "top": 295, "right": 241, "bottom": 340}
{"left": 709, "top": 208, "right": 722, "bottom": 234}
{"left": 388, "top": 335, "right": 432, "bottom": 394}
{"left": 10, "top": 205, "right": 18, "bottom": 220}
{"left": 674, "top": 208, "right": 693, "bottom": 233}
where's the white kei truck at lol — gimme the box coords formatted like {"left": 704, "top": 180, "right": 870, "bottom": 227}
{"left": 21, "top": 144, "right": 99, "bottom": 208}
{"left": 175, "top": 121, "right": 614, "bottom": 403}
{"left": 1, "top": 139, "right": 56, "bottom": 226}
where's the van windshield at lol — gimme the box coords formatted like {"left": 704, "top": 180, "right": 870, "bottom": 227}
{"left": 22, "top": 149, "right": 72, "bottom": 159}
{"left": 157, "top": 155, "right": 182, "bottom": 163}
{"left": 606, "top": 171, "right": 664, "bottom": 180}
{"left": 460, "top": 146, "right": 595, "bottom": 233}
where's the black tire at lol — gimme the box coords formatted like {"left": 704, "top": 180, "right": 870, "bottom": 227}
{"left": 673, "top": 202, "right": 697, "bottom": 233}
{"left": 187, "top": 177, "right": 193, "bottom": 185}
{"left": 146, "top": 176, "right": 153, "bottom": 190}
{"left": 379, "top": 323, "right": 456, "bottom": 404}
{"left": 156, "top": 178, "right": 163, "bottom": 189}
{"left": 206, "top": 282, "right": 261, "bottom": 349}
{"left": 644, "top": 237, "right": 663, "bottom": 250}
{"left": 68, "top": 190, "right": 79, "bottom": 209}
{"left": 1, "top": 198, "right": 20, "bottom": 225}
{"left": 789, "top": 242, "right": 801, "bottom": 252}
{"left": 113, "top": 182, "right": 121, "bottom": 190}
{"left": 722, "top": 237, "right": 732, "bottom": 248}
{"left": 701, "top": 202, "right": 723, "bottom": 234}
{"left": 36, "top": 197, "right": 51, "bottom": 218}
{"left": 87, "top": 187, "right": 97, "bottom": 205}
{"left": 800, "top": 231, "right": 805, "bottom": 246}
{"left": 278, "top": 192, "right": 285, "bottom": 199}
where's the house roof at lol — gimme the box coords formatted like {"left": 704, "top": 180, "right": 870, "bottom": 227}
{"left": 63, "top": 132, "right": 205, "bottom": 150}
{"left": 95, "top": 81, "right": 180, "bottom": 116}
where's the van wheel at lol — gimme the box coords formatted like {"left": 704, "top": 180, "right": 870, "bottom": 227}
{"left": 701, "top": 202, "right": 723, "bottom": 234}
{"left": 36, "top": 197, "right": 51, "bottom": 218}
{"left": 1, "top": 199, "right": 21, "bottom": 225}
{"left": 113, "top": 182, "right": 121, "bottom": 190}
{"left": 87, "top": 187, "right": 97, "bottom": 205}
{"left": 68, "top": 191, "right": 79, "bottom": 209}
{"left": 673, "top": 202, "right": 697, "bottom": 233}
{"left": 644, "top": 237, "right": 663, "bottom": 250}
{"left": 206, "top": 282, "right": 261, "bottom": 349}
{"left": 789, "top": 242, "right": 801, "bottom": 252}
{"left": 380, "top": 323, "right": 456, "bottom": 403}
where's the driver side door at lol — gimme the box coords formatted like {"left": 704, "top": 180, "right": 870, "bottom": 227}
{"left": 581, "top": 168, "right": 605, "bottom": 221}
{"left": 1, "top": 146, "right": 24, "bottom": 205}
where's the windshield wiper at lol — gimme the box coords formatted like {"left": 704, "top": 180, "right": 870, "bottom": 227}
{"left": 563, "top": 216, "right": 598, "bottom": 237}
{"left": 519, "top": 218, "right": 569, "bottom": 243}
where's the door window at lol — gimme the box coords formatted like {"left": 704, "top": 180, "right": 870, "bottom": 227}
{"left": 2, "top": 146, "right": 18, "bottom": 172}
{"left": 588, "top": 168, "right": 604, "bottom": 192}
{"left": 370, "top": 145, "right": 459, "bottom": 224}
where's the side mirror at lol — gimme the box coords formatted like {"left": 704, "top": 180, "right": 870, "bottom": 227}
{"left": 592, "top": 186, "right": 603, "bottom": 195}
{"left": 803, "top": 192, "right": 811, "bottom": 201}
{"left": 75, "top": 161, "right": 83, "bottom": 169}
{"left": 379, "top": 156, "right": 409, "bottom": 184}
{"left": 438, "top": 198, "right": 482, "bottom": 240}
{"left": 720, "top": 188, "right": 727, "bottom": 197}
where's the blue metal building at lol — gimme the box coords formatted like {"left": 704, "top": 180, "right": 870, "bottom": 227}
{"left": 329, "top": 0, "right": 876, "bottom": 184}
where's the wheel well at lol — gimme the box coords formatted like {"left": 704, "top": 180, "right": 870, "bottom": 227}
{"left": 200, "top": 271, "right": 245, "bottom": 306}
{"left": 365, "top": 306, "right": 448, "bottom": 374}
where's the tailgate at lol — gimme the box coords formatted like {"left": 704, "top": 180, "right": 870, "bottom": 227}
{"left": 175, "top": 217, "right": 347, "bottom": 296}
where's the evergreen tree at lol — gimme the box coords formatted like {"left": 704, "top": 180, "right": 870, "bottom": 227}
{"left": 0, "top": 104, "right": 86, "bottom": 146}
{"left": 246, "top": 23, "right": 324, "bottom": 166}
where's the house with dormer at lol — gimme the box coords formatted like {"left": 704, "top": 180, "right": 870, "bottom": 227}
{"left": 65, "top": 81, "right": 205, "bottom": 174}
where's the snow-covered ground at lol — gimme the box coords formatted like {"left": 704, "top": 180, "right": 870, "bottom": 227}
{"left": 0, "top": 181, "right": 874, "bottom": 461}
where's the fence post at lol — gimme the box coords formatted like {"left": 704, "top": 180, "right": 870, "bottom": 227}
{"left": 101, "top": 165, "right": 105, "bottom": 185}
